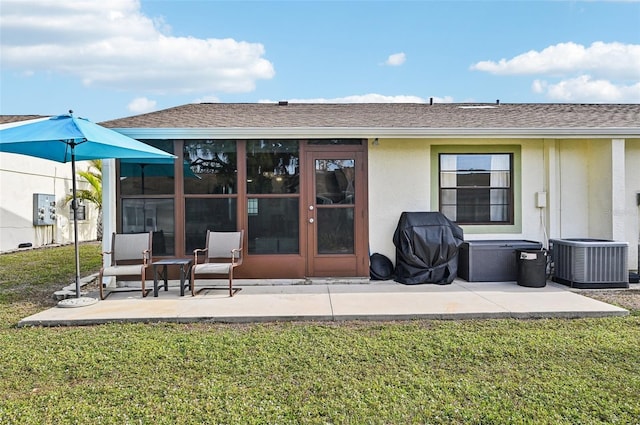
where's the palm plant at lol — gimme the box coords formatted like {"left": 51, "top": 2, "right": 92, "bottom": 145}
{"left": 64, "top": 159, "right": 103, "bottom": 240}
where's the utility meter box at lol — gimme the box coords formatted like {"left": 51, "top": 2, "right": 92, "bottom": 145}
{"left": 33, "top": 193, "right": 57, "bottom": 226}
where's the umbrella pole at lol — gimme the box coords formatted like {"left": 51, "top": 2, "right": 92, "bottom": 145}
{"left": 71, "top": 145, "right": 82, "bottom": 298}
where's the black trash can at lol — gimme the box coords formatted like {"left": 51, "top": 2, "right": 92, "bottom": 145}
{"left": 516, "top": 249, "right": 547, "bottom": 287}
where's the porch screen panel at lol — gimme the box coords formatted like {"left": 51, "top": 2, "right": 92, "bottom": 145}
{"left": 183, "top": 140, "right": 239, "bottom": 255}
{"left": 184, "top": 140, "right": 237, "bottom": 194}
{"left": 120, "top": 140, "right": 174, "bottom": 196}
{"left": 439, "top": 153, "right": 512, "bottom": 224}
{"left": 247, "top": 198, "right": 299, "bottom": 254}
{"left": 121, "top": 198, "right": 174, "bottom": 256}
{"left": 246, "top": 140, "right": 299, "bottom": 194}
{"left": 184, "top": 198, "right": 237, "bottom": 254}
{"left": 246, "top": 140, "right": 300, "bottom": 255}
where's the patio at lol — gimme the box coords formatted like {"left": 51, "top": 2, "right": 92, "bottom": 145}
{"left": 18, "top": 279, "right": 629, "bottom": 326}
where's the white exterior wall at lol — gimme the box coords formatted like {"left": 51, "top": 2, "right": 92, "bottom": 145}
{"left": 0, "top": 153, "right": 98, "bottom": 252}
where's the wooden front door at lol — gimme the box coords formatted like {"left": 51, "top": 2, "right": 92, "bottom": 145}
{"left": 305, "top": 148, "right": 368, "bottom": 277}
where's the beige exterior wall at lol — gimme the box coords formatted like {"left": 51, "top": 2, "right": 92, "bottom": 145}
{"left": 0, "top": 153, "right": 98, "bottom": 252}
{"left": 367, "top": 139, "right": 431, "bottom": 261}
{"left": 625, "top": 139, "right": 640, "bottom": 271}
{"left": 368, "top": 137, "right": 639, "bottom": 270}
{"left": 368, "top": 137, "right": 546, "bottom": 260}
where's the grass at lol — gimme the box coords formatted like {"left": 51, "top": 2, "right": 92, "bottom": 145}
{"left": 1, "top": 245, "right": 639, "bottom": 424}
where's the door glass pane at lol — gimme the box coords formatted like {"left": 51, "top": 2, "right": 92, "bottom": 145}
{"left": 315, "top": 159, "right": 355, "bottom": 205}
{"left": 317, "top": 208, "right": 354, "bottom": 254}
{"left": 121, "top": 198, "right": 174, "bottom": 255}
{"left": 184, "top": 140, "right": 237, "bottom": 194}
{"left": 248, "top": 198, "right": 299, "bottom": 254}
{"left": 184, "top": 198, "right": 237, "bottom": 254}
{"left": 247, "top": 140, "right": 299, "bottom": 194}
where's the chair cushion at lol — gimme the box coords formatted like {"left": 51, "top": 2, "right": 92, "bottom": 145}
{"left": 193, "top": 263, "right": 232, "bottom": 275}
{"left": 103, "top": 264, "right": 145, "bottom": 277}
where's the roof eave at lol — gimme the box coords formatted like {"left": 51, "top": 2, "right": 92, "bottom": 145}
{"left": 112, "top": 127, "right": 640, "bottom": 140}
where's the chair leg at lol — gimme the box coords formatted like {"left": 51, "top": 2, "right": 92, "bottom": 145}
{"left": 229, "top": 269, "right": 234, "bottom": 297}
{"left": 141, "top": 269, "right": 147, "bottom": 297}
{"left": 99, "top": 271, "right": 105, "bottom": 300}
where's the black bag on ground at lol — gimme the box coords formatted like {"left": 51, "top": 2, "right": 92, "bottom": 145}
{"left": 370, "top": 253, "right": 395, "bottom": 280}
{"left": 393, "top": 212, "right": 464, "bottom": 285}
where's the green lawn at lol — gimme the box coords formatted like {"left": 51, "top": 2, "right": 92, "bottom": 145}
{"left": 1, "top": 245, "right": 639, "bottom": 424}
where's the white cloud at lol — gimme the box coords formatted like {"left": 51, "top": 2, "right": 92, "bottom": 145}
{"left": 533, "top": 75, "right": 640, "bottom": 102}
{"left": 472, "top": 41, "right": 640, "bottom": 102}
{"left": 259, "top": 94, "right": 454, "bottom": 103}
{"left": 385, "top": 53, "right": 406, "bottom": 66}
{"left": 0, "top": 0, "right": 275, "bottom": 95}
{"left": 127, "top": 97, "right": 157, "bottom": 114}
{"left": 471, "top": 42, "right": 640, "bottom": 79}
{"left": 193, "top": 95, "right": 221, "bottom": 104}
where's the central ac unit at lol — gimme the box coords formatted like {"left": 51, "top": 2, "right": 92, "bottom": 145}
{"left": 550, "top": 238, "right": 628, "bottom": 289}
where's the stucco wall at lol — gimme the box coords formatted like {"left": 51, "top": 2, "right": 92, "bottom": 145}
{"left": 555, "top": 138, "right": 638, "bottom": 270}
{"left": 557, "top": 139, "right": 591, "bottom": 236}
{"left": 367, "top": 139, "right": 431, "bottom": 261}
{"left": 367, "top": 138, "right": 548, "bottom": 262}
{"left": 626, "top": 139, "right": 640, "bottom": 271}
{"left": 0, "top": 153, "right": 97, "bottom": 252}
{"left": 587, "top": 139, "right": 614, "bottom": 238}
{"left": 368, "top": 137, "right": 639, "bottom": 270}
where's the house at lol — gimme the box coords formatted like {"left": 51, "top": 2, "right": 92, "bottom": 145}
{"left": 99, "top": 102, "right": 640, "bottom": 279}
{"left": 0, "top": 116, "right": 99, "bottom": 252}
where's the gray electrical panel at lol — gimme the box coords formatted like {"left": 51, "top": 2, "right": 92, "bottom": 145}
{"left": 33, "top": 193, "right": 57, "bottom": 226}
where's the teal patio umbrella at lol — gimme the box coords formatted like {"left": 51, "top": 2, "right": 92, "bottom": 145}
{"left": 0, "top": 112, "right": 176, "bottom": 306}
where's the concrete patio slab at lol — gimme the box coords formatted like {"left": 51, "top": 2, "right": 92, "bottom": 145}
{"left": 18, "top": 279, "right": 629, "bottom": 327}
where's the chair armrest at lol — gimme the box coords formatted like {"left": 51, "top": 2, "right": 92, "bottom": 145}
{"left": 100, "top": 251, "right": 112, "bottom": 268}
{"left": 193, "top": 248, "right": 208, "bottom": 265}
{"left": 142, "top": 249, "right": 151, "bottom": 266}
{"left": 230, "top": 248, "right": 242, "bottom": 266}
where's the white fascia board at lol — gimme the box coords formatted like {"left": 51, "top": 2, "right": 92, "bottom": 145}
{"left": 113, "top": 127, "right": 640, "bottom": 140}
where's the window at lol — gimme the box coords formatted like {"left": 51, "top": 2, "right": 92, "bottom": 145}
{"left": 439, "top": 153, "right": 513, "bottom": 224}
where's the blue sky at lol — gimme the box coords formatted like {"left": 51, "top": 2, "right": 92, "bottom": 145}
{"left": 1, "top": 0, "right": 639, "bottom": 123}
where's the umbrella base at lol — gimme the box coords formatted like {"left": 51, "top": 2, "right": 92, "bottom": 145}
{"left": 57, "top": 297, "right": 98, "bottom": 308}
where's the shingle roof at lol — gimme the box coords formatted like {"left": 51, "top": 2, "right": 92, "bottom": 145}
{"left": 100, "top": 103, "right": 640, "bottom": 130}
{"left": 0, "top": 115, "right": 50, "bottom": 125}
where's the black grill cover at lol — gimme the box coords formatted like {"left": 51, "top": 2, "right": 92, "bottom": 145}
{"left": 393, "top": 212, "right": 464, "bottom": 285}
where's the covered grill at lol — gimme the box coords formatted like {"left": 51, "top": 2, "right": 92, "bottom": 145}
{"left": 393, "top": 212, "right": 464, "bottom": 285}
